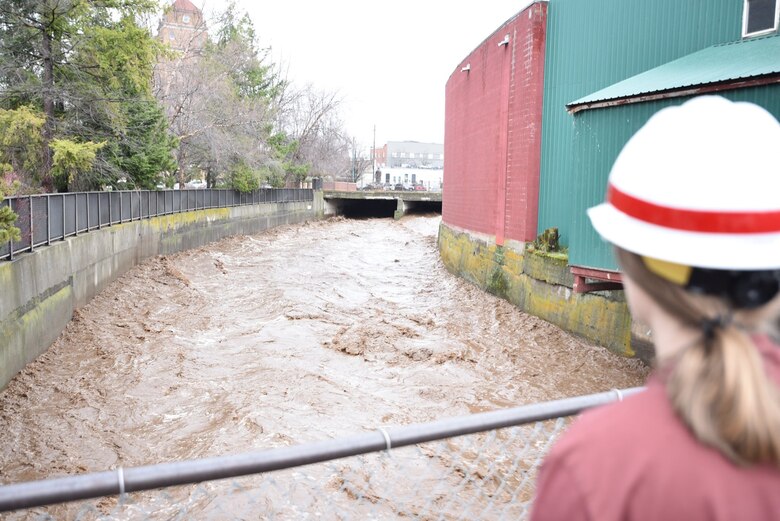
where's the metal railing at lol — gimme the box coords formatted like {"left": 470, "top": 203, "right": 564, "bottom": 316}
{"left": 0, "top": 188, "right": 314, "bottom": 261}
{"left": 0, "top": 387, "right": 643, "bottom": 518}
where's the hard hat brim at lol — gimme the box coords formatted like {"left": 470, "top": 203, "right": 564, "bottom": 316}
{"left": 588, "top": 203, "right": 780, "bottom": 270}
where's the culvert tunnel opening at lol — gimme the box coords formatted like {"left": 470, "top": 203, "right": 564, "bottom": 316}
{"left": 334, "top": 199, "right": 397, "bottom": 218}
{"left": 404, "top": 201, "right": 442, "bottom": 215}
{"left": 327, "top": 198, "right": 442, "bottom": 219}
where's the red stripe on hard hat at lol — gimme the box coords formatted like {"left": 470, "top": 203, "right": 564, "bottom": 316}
{"left": 608, "top": 184, "right": 780, "bottom": 234}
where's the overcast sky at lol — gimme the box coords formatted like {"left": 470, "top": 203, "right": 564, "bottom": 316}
{"left": 205, "top": 1, "right": 533, "bottom": 150}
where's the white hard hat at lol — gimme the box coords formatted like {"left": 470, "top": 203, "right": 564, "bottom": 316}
{"left": 588, "top": 96, "right": 780, "bottom": 270}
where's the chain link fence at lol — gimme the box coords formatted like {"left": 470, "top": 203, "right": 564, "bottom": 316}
{"left": 0, "top": 388, "right": 642, "bottom": 520}
{"left": 0, "top": 188, "right": 314, "bottom": 261}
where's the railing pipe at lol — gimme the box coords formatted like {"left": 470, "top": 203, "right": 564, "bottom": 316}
{"left": 0, "top": 388, "right": 643, "bottom": 513}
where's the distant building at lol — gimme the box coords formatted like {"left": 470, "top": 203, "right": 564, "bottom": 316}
{"left": 155, "top": 0, "right": 208, "bottom": 101}
{"left": 157, "top": 0, "right": 207, "bottom": 53}
{"left": 373, "top": 141, "right": 444, "bottom": 169}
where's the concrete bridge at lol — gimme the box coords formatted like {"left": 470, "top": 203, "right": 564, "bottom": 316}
{"left": 323, "top": 190, "right": 443, "bottom": 219}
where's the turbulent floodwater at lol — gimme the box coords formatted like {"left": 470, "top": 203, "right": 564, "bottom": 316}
{"left": 0, "top": 215, "right": 648, "bottom": 518}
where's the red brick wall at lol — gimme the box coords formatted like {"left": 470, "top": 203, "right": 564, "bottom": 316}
{"left": 322, "top": 182, "right": 357, "bottom": 191}
{"left": 443, "top": 3, "right": 547, "bottom": 244}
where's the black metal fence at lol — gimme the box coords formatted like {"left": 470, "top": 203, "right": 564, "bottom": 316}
{"left": 0, "top": 188, "right": 314, "bottom": 261}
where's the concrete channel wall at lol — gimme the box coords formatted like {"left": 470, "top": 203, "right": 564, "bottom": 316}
{"left": 0, "top": 194, "right": 325, "bottom": 390}
{"left": 438, "top": 222, "right": 653, "bottom": 364}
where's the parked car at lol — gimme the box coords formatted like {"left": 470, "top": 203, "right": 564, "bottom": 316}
{"left": 414, "top": 185, "right": 427, "bottom": 191}
{"left": 185, "top": 179, "right": 207, "bottom": 189}
{"left": 394, "top": 183, "right": 405, "bottom": 191}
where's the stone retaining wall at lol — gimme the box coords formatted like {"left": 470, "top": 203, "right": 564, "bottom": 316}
{"left": 438, "top": 221, "right": 653, "bottom": 363}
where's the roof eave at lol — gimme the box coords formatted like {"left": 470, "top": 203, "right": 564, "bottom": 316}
{"left": 566, "top": 73, "right": 780, "bottom": 114}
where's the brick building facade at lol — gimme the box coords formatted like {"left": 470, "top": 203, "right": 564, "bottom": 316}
{"left": 442, "top": 2, "right": 547, "bottom": 245}
{"left": 157, "top": 0, "right": 207, "bottom": 53}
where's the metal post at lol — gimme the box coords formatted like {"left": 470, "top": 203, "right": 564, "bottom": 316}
{"left": 46, "top": 195, "right": 51, "bottom": 245}
{"left": 74, "top": 194, "right": 78, "bottom": 236}
{"left": 86, "top": 193, "right": 90, "bottom": 231}
{"left": 29, "top": 195, "right": 34, "bottom": 251}
{"left": 8, "top": 199, "right": 12, "bottom": 260}
{"left": 62, "top": 194, "right": 66, "bottom": 236}
{"left": 97, "top": 193, "right": 101, "bottom": 229}
{"left": 119, "top": 192, "right": 123, "bottom": 223}
{"left": 108, "top": 192, "right": 112, "bottom": 225}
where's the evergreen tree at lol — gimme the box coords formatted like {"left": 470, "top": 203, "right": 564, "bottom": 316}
{"left": 0, "top": 0, "right": 177, "bottom": 191}
{"left": 111, "top": 96, "right": 178, "bottom": 189}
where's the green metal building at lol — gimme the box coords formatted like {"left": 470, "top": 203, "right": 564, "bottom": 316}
{"left": 538, "top": 0, "right": 780, "bottom": 271}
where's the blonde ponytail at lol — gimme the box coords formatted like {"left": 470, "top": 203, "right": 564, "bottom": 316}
{"left": 616, "top": 248, "right": 780, "bottom": 466}
{"left": 668, "top": 326, "right": 780, "bottom": 465}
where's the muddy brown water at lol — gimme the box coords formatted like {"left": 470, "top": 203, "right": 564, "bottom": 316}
{"left": 0, "top": 215, "right": 648, "bottom": 518}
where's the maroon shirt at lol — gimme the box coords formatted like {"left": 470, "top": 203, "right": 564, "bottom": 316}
{"left": 531, "top": 336, "right": 780, "bottom": 521}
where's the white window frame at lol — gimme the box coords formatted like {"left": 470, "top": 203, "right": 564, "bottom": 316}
{"left": 742, "top": 0, "right": 780, "bottom": 38}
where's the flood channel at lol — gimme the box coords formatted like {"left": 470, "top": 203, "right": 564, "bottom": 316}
{"left": 0, "top": 215, "right": 648, "bottom": 519}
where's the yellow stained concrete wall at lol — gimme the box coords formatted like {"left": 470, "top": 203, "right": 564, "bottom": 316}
{"left": 438, "top": 222, "right": 652, "bottom": 361}
{"left": 0, "top": 199, "right": 322, "bottom": 390}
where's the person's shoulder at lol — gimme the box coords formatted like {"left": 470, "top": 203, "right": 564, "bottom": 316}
{"left": 532, "top": 386, "right": 667, "bottom": 521}
{"left": 546, "top": 381, "right": 677, "bottom": 473}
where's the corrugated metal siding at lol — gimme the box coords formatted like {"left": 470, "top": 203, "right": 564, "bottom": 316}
{"left": 538, "top": 0, "right": 743, "bottom": 268}
{"left": 569, "top": 84, "right": 780, "bottom": 269}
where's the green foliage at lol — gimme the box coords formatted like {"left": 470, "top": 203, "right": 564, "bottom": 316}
{"left": 257, "top": 163, "right": 285, "bottom": 188}
{"left": 77, "top": 16, "right": 161, "bottom": 98}
{"left": 51, "top": 139, "right": 106, "bottom": 190}
{"left": 268, "top": 132, "right": 310, "bottom": 182}
{"left": 113, "top": 97, "right": 178, "bottom": 189}
{"left": 1, "top": 171, "right": 23, "bottom": 196}
{"left": 0, "top": 106, "right": 45, "bottom": 183}
{"left": 213, "top": 3, "right": 285, "bottom": 101}
{"left": 531, "top": 227, "right": 562, "bottom": 253}
{"left": 0, "top": 0, "right": 174, "bottom": 191}
{"left": 229, "top": 162, "right": 260, "bottom": 193}
{"left": 527, "top": 227, "right": 569, "bottom": 261}
{"left": 0, "top": 192, "right": 20, "bottom": 244}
